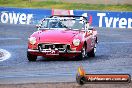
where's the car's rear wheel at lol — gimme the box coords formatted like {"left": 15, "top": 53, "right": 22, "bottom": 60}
{"left": 87, "top": 44, "right": 96, "bottom": 57}
{"left": 27, "top": 52, "right": 37, "bottom": 61}
{"left": 76, "top": 45, "right": 87, "bottom": 60}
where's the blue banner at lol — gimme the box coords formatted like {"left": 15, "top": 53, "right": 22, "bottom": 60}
{"left": 73, "top": 10, "right": 132, "bottom": 28}
{"left": 0, "top": 7, "right": 132, "bottom": 28}
{"left": 0, "top": 7, "right": 51, "bottom": 24}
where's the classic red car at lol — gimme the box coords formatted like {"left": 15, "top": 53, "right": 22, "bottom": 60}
{"left": 27, "top": 15, "right": 98, "bottom": 61}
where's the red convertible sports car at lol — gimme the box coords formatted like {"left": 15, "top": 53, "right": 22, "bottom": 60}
{"left": 27, "top": 15, "right": 98, "bottom": 61}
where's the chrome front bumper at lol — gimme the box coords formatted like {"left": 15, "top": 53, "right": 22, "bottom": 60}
{"left": 28, "top": 49, "right": 81, "bottom": 53}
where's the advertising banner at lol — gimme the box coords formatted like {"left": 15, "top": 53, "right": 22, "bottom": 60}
{"left": 0, "top": 7, "right": 51, "bottom": 25}
{"left": 73, "top": 10, "right": 132, "bottom": 28}
{"left": 0, "top": 7, "right": 132, "bottom": 28}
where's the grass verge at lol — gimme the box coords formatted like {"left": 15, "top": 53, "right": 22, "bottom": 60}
{"left": 0, "top": 0, "right": 132, "bottom": 11}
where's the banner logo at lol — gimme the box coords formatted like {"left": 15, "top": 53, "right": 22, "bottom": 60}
{"left": 97, "top": 13, "right": 132, "bottom": 28}
{"left": 0, "top": 11, "right": 33, "bottom": 24}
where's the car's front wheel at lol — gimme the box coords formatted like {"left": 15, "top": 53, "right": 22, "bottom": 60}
{"left": 76, "top": 45, "right": 87, "bottom": 60}
{"left": 27, "top": 52, "right": 37, "bottom": 61}
{"left": 87, "top": 44, "right": 96, "bottom": 57}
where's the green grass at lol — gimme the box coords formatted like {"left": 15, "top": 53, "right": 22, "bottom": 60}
{"left": 0, "top": 0, "right": 132, "bottom": 11}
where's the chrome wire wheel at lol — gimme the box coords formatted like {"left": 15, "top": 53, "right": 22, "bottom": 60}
{"left": 94, "top": 44, "right": 97, "bottom": 54}
{"left": 82, "top": 46, "right": 86, "bottom": 58}
{"left": 87, "top": 44, "right": 96, "bottom": 57}
{"left": 76, "top": 45, "right": 86, "bottom": 60}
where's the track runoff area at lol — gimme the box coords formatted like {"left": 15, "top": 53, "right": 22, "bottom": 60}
{"left": 0, "top": 22, "right": 132, "bottom": 86}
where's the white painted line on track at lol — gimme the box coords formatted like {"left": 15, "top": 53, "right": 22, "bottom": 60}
{"left": 100, "top": 42, "right": 132, "bottom": 44}
{"left": 0, "top": 38, "right": 21, "bottom": 40}
{"left": 0, "top": 49, "right": 11, "bottom": 62}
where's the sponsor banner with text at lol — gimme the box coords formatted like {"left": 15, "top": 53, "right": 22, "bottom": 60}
{"left": 0, "top": 7, "right": 132, "bottom": 28}
{"left": 73, "top": 10, "right": 132, "bottom": 28}
{"left": 0, "top": 7, "right": 51, "bottom": 25}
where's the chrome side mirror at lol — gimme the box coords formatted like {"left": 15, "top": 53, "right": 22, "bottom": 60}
{"left": 36, "top": 24, "right": 42, "bottom": 30}
{"left": 88, "top": 27, "right": 93, "bottom": 30}
{"left": 88, "top": 27, "right": 93, "bottom": 33}
{"left": 36, "top": 24, "right": 41, "bottom": 28}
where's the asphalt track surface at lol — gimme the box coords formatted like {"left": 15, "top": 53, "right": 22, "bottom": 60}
{"left": 0, "top": 23, "right": 132, "bottom": 84}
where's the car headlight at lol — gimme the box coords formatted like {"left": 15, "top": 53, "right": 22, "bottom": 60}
{"left": 28, "top": 37, "right": 36, "bottom": 45}
{"left": 73, "top": 39, "right": 80, "bottom": 46}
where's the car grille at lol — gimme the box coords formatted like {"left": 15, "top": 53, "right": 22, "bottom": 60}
{"left": 38, "top": 43, "right": 70, "bottom": 51}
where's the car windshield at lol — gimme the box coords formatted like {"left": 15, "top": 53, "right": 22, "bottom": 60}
{"left": 39, "top": 17, "right": 86, "bottom": 30}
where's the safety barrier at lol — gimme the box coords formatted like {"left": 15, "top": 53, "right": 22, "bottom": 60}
{"left": 0, "top": 7, "right": 132, "bottom": 28}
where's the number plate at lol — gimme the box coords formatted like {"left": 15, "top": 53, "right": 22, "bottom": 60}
{"left": 46, "top": 50, "right": 59, "bottom": 55}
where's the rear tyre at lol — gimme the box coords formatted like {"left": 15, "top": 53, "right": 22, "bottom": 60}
{"left": 27, "top": 52, "right": 37, "bottom": 61}
{"left": 87, "top": 44, "right": 96, "bottom": 57}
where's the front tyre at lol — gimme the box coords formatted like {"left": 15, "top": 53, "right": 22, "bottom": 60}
{"left": 87, "top": 44, "right": 96, "bottom": 57}
{"left": 27, "top": 52, "right": 37, "bottom": 61}
{"left": 76, "top": 45, "right": 87, "bottom": 60}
